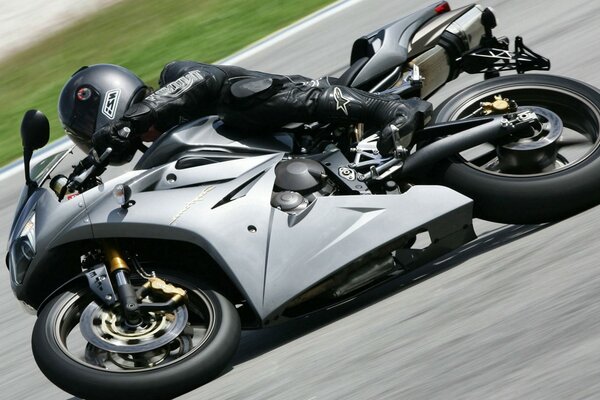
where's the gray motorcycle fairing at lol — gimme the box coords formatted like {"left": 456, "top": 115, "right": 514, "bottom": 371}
{"left": 135, "top": 116, "right": 294, "bottom": 170}
{"left": 264, "top": 186, "right": 473, "bottom": 316}
{"left": 9, "top": 124, "right": 475, "bottom": 323}
{"left": 9, "top": 143, "right": 474, "bottom": 321}
{"left": 9, "top": 186, "right": 93, "bottom": 302}
{"left": 76, "top": 151, "right": 473, "bottom": 322}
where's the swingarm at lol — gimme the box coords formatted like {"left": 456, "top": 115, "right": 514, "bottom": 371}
{"left": 358, "top": 110, "right": 542, "bottom": 182}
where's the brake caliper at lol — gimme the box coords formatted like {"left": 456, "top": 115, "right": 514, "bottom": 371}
{"left": 480, "top": 94, "right": 518, "bottom": 115}
{"left": 142, "top": 277, "right": 188, "bottom": 305}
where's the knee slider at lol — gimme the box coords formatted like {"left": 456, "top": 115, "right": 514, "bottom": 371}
{"left": 230, "top": 78, "right": 280, "bottom": 100}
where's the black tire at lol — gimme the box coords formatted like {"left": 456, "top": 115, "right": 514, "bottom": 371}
{"left": 32, "top": 272, "right": 241, "bottom": 400}
{"left": 431, "top": 74, "right": 600, "bottom": 224}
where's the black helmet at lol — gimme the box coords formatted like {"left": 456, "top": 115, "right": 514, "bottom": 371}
{"left": 58, "top": 64, "right": 148, "bottom": 152}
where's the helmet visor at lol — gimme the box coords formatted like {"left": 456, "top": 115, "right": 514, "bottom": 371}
{"left": 68, "top": 85, "right": 101, "bottom": 140}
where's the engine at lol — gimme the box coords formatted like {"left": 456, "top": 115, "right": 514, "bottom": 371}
{"left": 271, "top": 159, "right": 335, "bottom": 213}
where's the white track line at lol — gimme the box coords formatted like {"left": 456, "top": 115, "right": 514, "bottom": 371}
{"left": 0, "top": 0, "right": 367, "bottom": 183}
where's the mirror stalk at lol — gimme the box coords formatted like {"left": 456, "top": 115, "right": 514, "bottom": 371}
{"left": 23, "top": 147, "right": 37, "bottom": 192}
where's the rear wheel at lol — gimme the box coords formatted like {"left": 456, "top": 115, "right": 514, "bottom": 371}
{"left": 32, "top": 271, "right": 240, "bottom": 400}
{"left": 431, "top": 74, "right": 600, "bottom": 223}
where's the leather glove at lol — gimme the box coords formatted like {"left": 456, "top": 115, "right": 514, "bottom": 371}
{"left": 377, "top": 98, "right": 432, "bottom": 156}
{"left": 121, "top": 102, "right": 157, "bottom": 134}
{"left": 91, "top": 122, "right": 139, "bottom": 166}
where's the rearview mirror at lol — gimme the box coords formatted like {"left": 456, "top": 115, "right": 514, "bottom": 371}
{"left": 21, "top": 109, "right": 50, "bottom": 151}
{"left": 21, "top": 109, "right": 50, "bottom": 188}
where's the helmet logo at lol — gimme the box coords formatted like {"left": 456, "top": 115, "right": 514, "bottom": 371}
{"left": 102, "top": 89, "right": 121, "bottom": 120}
{"left": 76, "top": 87, "right": 92, "bottom": 101}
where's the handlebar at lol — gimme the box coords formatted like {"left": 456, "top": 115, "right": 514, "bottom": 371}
{"left": 58, "top": 148, "right": 112, "bottom": 199}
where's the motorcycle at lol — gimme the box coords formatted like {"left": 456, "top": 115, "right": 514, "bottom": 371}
{"left": 8, "top": 2, "right": 600, "bottom": 399}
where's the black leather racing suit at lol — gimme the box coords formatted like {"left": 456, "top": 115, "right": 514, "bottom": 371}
{"left": 94, "top": 61, "right": 431, "bottom": 163}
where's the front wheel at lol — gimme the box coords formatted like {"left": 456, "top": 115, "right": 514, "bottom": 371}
{"left": 430, "top": 74, "right": 600, "bottom": 224}
{"left": 32, "top": 271, "right": 241, "bottom": 400}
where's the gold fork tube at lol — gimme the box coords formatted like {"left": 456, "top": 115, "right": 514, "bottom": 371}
{"left": 102, "top": 240, "right": 129, "bottom": 273}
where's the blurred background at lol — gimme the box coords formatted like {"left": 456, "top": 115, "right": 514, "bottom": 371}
{"left": 0, "top": 0, "right": 334, "bottom": 166}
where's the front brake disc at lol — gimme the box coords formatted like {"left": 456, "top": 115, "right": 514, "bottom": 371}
{"left": 79, "top": 301, "right": 188, "bottom": 353}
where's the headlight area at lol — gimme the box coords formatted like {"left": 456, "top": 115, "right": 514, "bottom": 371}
{"left": 9, "top": 212, "right": 36, "bottom": 285}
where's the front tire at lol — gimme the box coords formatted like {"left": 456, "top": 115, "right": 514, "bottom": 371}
{"left": 32, "top": 272, "right": 241, "bottom": 400}
{"left": 431, "top": 74, "right": 600, "bottom": 223}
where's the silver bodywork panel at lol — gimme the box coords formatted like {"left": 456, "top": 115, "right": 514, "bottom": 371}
{"left": 11, "top": 129, "right": 474, "bottom": 321}
{"left": 135, "top": 117, "right": 293, "bottom": 169}
{"left": 77, "top": 152, "right": 473, "bottom": 320}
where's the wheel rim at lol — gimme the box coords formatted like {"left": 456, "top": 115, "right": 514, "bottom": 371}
{"left": 79, "top": 302, "right": 189, "bottom": 354}
{"left": 443, "top": 83, "right": 600, "bottom": 177}
{"left": 53, "top": 277, "right": 216, "bottom": 372}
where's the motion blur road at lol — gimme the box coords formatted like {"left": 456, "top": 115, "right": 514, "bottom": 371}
{"left": 0, "top": 0, "right": 122, "bottom": 62}
{"left": 3, "top": 0, "right": 600, "bottom": 399}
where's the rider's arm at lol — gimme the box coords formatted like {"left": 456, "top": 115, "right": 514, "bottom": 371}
{"left": 122, "top": 61, "right": 227, "bottom": 135}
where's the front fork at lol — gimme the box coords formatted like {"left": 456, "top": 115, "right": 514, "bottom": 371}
{"left": 85, "top": 240, "right": 187, "bottom": 324}
{"left": 102, "top": 240, "right": 141, "bottom": 323}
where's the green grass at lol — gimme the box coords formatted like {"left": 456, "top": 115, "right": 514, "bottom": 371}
{"left": 0, "top": 0, "right": 335, "bottom": 165}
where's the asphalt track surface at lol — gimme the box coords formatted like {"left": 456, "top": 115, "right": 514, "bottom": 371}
{"left": 2, "top": 0, "right": 600, "bottom": 399}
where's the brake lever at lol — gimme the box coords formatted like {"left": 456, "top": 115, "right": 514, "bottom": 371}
{"left": 67, "top": 148, "right": 113, "bottom": 192}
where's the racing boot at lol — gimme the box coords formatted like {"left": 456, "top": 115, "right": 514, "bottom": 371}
{"left": 376, "top": 98, "right": 433, "bottom": 155}
{"left": 312, "top": 86, "right": 433, "bottom": 155}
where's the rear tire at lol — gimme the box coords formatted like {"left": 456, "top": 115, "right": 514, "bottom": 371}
{"left": 431, "top": 74, "right": 600, "bottom": 223}
{"left": 32, "top": 272, "right": 241, "bottom": 400}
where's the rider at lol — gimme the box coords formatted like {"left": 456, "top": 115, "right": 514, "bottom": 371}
{"left": 58, "top": 62, "right": 432, "bottom": 165}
